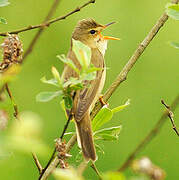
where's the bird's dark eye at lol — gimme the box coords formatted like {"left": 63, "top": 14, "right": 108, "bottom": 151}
{"left": 90, "top": 30, "right": 96, "bottom": 34}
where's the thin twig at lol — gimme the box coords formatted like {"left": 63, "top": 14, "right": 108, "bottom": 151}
{"left": 91, "top": 162, "right": 102, "bottom": 180}
{"left": 39, "top": 113, "right": 73, "bottom": 179}
{"left": 161, "top": 99, "right": 179, "bottom": 136}
{"left": 0, "top": 0, "right": 95, "bottom": 37}
{"left": 32, "top": 153, "right": 43, "bottom": 174}
{"left": 60, "top": 113, "right": 74, "bottom": 139}
{"left": 22, "top": 0, "right": 61, "bottom": 62}
{"left": 5, "top": 83, "right": 19, "bottom": 119}
{"left": 38, "top": 0, "right": 179, "bottom": 178}
{"left": 118, "top": 95, "right": 179, "bottom": 171}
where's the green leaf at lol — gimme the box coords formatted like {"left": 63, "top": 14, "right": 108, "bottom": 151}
{"left": 92, "top": 107, "right": 113, "bottom": 131}
{"left": 95, "top": 143, "right": 105, "bottom": 154}
{"left": 36, "top": 91, "right": 62, "bottom": 102}
{"left": 51, "top": 66, "right": 63, "bottom": 87}
{"left": 94, "top": 126, "right": 122, "bottom": 141}
{"left": 40, "top": 76, "right": 59, "bottom": 87}
{"left": 0, "top": 17, "right": 7, "bottom": 24}
{"left": 170, "top": 42, "right": 179, "bottom": 49}
{"left": 86, "top": 65, "right": 102, "bottom": 73}
{"left": 112, "top": 99, "right": 130, "bottom": 113}
{"left": 64, "top": 96, "right": 73, "bottom": 109}
{"left": 60, "top": 100, "right": 68, "bottom": 119}
{"left": 72, "top": 39, "right": 91, "bottom": 69}
{"left": 166, "top": 3, "right": 179, "bottom": 20}
{"left": 0, "top": 0, "right": 10, "bottom": 7}
{"left": 69, "top": 83, "right": 83, "bottom": 91}
{"left": 102, "top": 172, "right": 125, "bottom": 180}
{"left": 57, "top": 54, "right": 80, "bottom": 74}
{"left": 82, "top": 71, "right": 96, "bottom": 81}
{"left": 63, "top": 77, "right": 82, "bottom": 88}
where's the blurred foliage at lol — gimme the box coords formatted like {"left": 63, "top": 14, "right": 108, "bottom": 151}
{"left": 0, "top": 0, "right": 9, "bottom": 24}
{"left": 0, "top": 0, "right": 179, "bottom": 180}
{"left": 102, "top": 172, "right": 125, "bottom": 180}
{"left": 53, "top": 168, "right": 84, "bottom": 180}
{"left": 166, "top": 3, "right": 179, "bottom": 20}
{"left": 170, "top": 41, "right": 179, "bottom": 48}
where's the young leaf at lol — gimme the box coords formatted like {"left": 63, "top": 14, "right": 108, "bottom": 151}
{"left": 0, "top": 0, "right": 10, "bottom": 7}
{"left": 60, "top": 100, "right": 68, "bottom": 119}
{"left": 57, "top": 54, "right": 80, "bottom": 74}
{"left": 95, "top": 143, "right": 105, "bottom": 154}
{"left": 51, "top": 66, "right": 62, "bottom": 87}
{"left": 94, "top": 126, "right": 122, "bottom": 141}
{"left": 36, "top": 91, "right": 62, "bottom": 102}
{"left": 86, "top": 65, "right": 102, "bottom": 73}
{"left": 72, "top": 39, "right": 91, "bottom": 69}
{"left": 64, "top": 95, "right": 73, "bottom": 109}
{"left": 92, "top": 107, "right": 113, "bottom": 131}
{"left": 40, "top": 77, "right": 59, "bottom": 87}
{"left": 170, "top": 42, "right": 179, "bottom": 49}
{"left": 0, "top": 17, "right": 7, "bottom": 24}
{"left": 166, "top": 3, "right": 179, "bottom": 20}
{"left": 82, "top": 71, "right": 96, "bottom": 81}
{"left": 69, "top": 83, "right": 83, "bottom": 91}
{"left": 63, "top": 77, "right": 82, "bottom": 88}
{"left": 112, "top": 99, "right": 130, "bottom": 113}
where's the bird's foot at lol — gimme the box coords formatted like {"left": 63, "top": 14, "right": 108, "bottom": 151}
{"left": 99, "top": 95, "right": 109, "bottom": 107}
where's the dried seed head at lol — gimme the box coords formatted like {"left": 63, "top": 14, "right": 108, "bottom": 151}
{"left": 55, "top": 138, "right": 71, "bottom": 169}
{"left": 0, "top": 34, "right": 23, "bottom": 71}
{"left": 131, "top": 157, "right": 166, "bottom": 180}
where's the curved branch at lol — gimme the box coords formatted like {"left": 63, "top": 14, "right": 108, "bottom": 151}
{"left": 0, "top": 0, "right": 95, "bottom": 37}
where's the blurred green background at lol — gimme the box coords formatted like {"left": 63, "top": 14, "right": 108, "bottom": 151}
{"left": 0, "top": 0, "right": 179, "bottom": 179}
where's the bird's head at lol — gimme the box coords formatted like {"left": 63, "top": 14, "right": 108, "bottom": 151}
{"left": 72, "top": 18, "right": 119, "bottom": 55}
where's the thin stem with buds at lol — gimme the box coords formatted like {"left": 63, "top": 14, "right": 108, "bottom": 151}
{"left": 161, "top": 99, "right": 179, "bottom": 136}
{"left": 118, "top": 95, "right": 179, "bottom": 171}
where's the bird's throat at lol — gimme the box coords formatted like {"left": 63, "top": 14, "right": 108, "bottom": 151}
{"left": 96, "top": 39, "right": 108, "bottom": 57}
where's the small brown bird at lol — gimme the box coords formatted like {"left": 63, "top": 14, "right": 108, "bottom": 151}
{"left": 62, "top": 18, "right": 119, "bottom": 161}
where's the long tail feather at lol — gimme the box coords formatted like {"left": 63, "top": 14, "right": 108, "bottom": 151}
{"left": 76, "top": 112, "right": 96, "bottom": 161}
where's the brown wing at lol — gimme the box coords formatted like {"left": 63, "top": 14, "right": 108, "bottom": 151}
{"left": 74, "top": 48, "right": 105, "bottom": 122}
{"left": 62, "top": 47, "right": 105, "bottom": 122}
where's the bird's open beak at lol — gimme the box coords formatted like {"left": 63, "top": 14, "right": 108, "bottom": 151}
{"left": 99, "top": 22, "right": 120, "bottom": 41}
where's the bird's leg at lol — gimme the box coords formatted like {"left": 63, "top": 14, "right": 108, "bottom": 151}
{"left": 99, "top": 95, "right": 109, "bottom": 107}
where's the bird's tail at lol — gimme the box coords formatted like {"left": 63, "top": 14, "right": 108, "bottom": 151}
{"left": 75, "top": 112, "right": 96, "bottom": 161}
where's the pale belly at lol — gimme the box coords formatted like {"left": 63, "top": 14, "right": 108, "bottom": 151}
{"left": 90, "top": 66, "right": 106, "bottom": 110}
